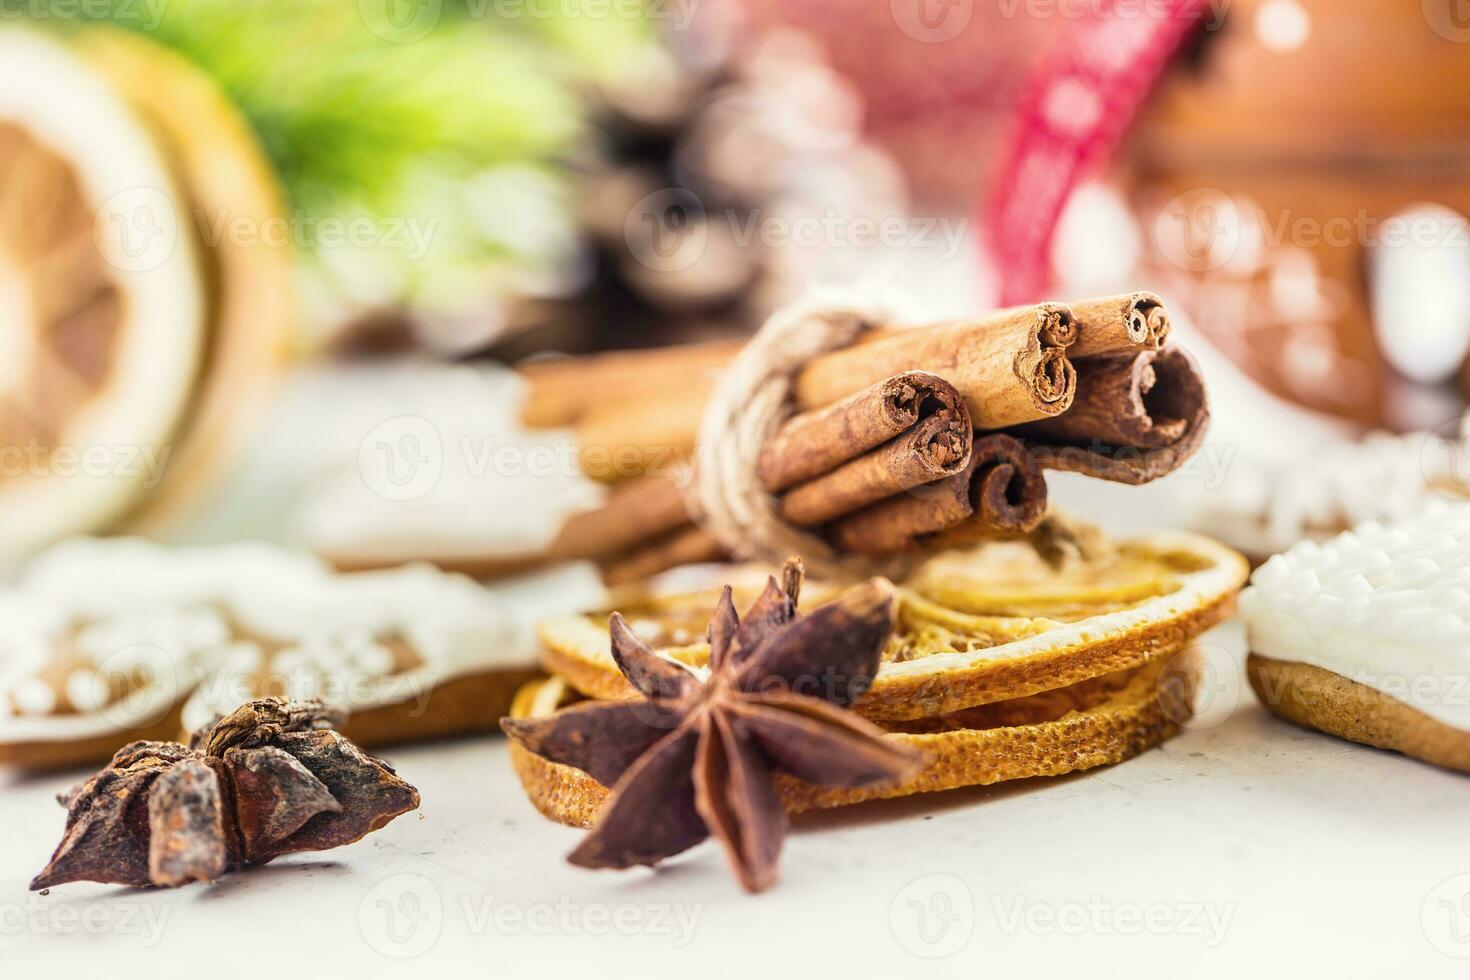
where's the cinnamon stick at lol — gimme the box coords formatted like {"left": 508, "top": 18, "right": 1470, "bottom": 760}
{"left": 827, "top": 434, "right": 1048, "bottom": 554}
{"left": 574, "top": 379, "right": 712, "bottom": 483}
{"left": 1067, "top": 292, "right": 1171, "bottom": 358}
{"left": 777, "top": 411, "right": 973, "bottom": 527}
{"left": 548, "top": 473, "right": 691, "bottom": 561}
{"left": 758, "top": 371, "right": 962, "bottom": 492}
{"left": 518, "top": 341, "right": 741, "bottom": 427}
{"left": 793, "top": 302, "right": 1078, "bottom": 428}
{"left": 600, "top": 526, "right": 728, "bottom": 586}
{"left": 1014, "top": 347, "right": 1209, "bottom": 485}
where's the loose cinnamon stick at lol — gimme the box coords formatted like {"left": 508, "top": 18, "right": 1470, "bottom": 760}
{"left": 518, "top": 341, "right": 741, "bottom": 427}
{"left": 827, "top": 434, "right": 1047, "bottom": 555}
{"left": 793, "top": 302, "right": 1078, "bottom": 428}
{"left": 758, "top": 371, "right": 962, "bottom": 492}
{"left": 548, "top": 473, "right": 691, "bottom": 561}
{"left": 1014, "top": 347, "right": 1209, "bottom": 485}
{"left": 574, "top": 380, "right": 712, "bottom": 483}
{"left": 1067, "top": 292, "right": 1171, "bottom": 358}
{"left": 777, "top": 411, "right": 973, "bottom": 527}
{"left": 600, "top": 526, "right": 728, "bottom": 586}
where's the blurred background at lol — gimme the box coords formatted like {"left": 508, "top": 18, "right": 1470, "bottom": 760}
{"left": 2, "top": 0, "right": 1469, "bottom": 571}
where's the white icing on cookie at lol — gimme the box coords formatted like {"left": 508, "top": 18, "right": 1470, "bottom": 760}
{"left": 1189, "top": 430, "right": 1466, "bottom": 557}
{"left": 1241, "top": 504, "right": 1470, "bottom": 731}
{"left": 0, "top": 538, "right": 608, "bottom": 744}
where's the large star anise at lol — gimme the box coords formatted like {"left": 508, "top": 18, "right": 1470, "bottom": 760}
{"left": 503, "top": 559, "right": 923, "bottom": 892}
{"left": 31, "top": 698, "right": 420, "bottom": 890}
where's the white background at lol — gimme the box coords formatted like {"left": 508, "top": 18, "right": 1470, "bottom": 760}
{"left": 5, "top": 619, "right": 1470, "bottom": 976}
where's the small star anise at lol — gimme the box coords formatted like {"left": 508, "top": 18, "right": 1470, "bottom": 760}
{"left": 503, "top": 559, "right": 923, "bottom": 892}
{"left": 31, "top": 698, "right": 420, "bottom": 890}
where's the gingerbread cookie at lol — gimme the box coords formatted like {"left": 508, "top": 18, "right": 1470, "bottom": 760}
{"left": 0, "top": 538, "right": 605, "bottom": 769}
{"left": 1242, "top": 505, "right": 1470, "bottom": 771}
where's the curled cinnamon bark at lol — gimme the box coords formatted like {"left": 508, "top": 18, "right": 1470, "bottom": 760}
{"left": 827, "top": 435, "right": 1047, "bottom": 554}
{"left": 777, "top": 410, "right": 973, "bottom": 527}
{"left": 1015, "top": 347, "right": 1208, "bottom": 485}
{"left": 758, "top": 371, "right": 962, "bottom": 493}
{"left": 791, "top": 302, "right": 1078, "bottom": 428}
{"left": 1067, "top": 292, "right": 1171, "bottom": 358}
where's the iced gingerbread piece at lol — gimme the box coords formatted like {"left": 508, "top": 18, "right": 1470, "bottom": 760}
{"left": 0, "top": 539, "right": 605, "bottom": 770}
{"left": 1242, "top": 504, "right": 1470, "bottom": 771}
{"left": 0, "top": 541, "right": 324, "bottom": 770}
{"left": 1187, "top": 430, "right": 1470, "bottom": 563}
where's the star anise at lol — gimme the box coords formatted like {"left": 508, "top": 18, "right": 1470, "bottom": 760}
{"left": 503, "top": 559, "right": 923, "bottom": 892}
{"left": 31, "top": 698, "right": 420, "bottom": 890}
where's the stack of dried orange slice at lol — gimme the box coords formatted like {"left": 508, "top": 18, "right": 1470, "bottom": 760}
{"left": 509, "top": 529, "right": 1249, "bottom": 825}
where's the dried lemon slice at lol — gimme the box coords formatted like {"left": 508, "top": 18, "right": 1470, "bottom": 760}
{"left": 538, "top": 530, "right": 1246, "bottom": 720}
{"left": 508, "top": 647, "right": 1202, "bottom": 826}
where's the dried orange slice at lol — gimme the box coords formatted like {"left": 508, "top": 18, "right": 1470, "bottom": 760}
{"left": 82, "top": 29, "right": 292, "bottom": 535}
{"left": 509, "top": 646, "right": 1203, "bottom": 827}
{"left": 0, "top": 28, "right": 289, "bottom": 561}
{"left": 0, "top": 29, "right": 207, "bottom": 561}
{"left": 539, "top": 530, "right": 1246, "bottom": 721}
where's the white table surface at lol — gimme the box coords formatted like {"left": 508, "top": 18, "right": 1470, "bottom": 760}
{"left": 4, "top": 618, "right": 1469, "bottom": 977}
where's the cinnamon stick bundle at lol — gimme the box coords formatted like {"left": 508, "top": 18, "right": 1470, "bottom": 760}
{"left": 1014, "top": 347, "right": 1209, "bottom": 485}
{"left": 1067, "top": 292, "right": 1171, "bottom": 358}
{"left": 518, "top": 301, "right": 1085, "bottom": 481}
{"left": 828, "top": 434, "right": 1048, "bottom": 555}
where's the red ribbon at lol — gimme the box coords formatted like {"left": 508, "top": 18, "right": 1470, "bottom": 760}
{"left": 982, "top": 0, "right": 1213, "bottom": 305}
